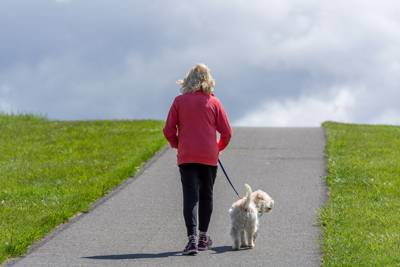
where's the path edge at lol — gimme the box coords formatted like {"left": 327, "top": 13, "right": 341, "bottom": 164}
{"left": 317, "top": 126, "right": 330, "bottom": 266}
{"left": 3, "top": 145, "right": 170, "bottom": 267}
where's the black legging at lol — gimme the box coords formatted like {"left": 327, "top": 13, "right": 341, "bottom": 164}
{"left": 179, "top": 163, "right": 217, "bottom": 236}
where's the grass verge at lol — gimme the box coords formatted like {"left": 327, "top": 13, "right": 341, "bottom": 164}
{"left": 0, "top": 114, "right": 166, "bottom": 264}
{"left": 321, "top": 121, "right": 400, "bottom": 266}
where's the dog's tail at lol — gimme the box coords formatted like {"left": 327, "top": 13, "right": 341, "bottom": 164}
{"left": 243, "top": 183, "right": 253, "bottom": 209}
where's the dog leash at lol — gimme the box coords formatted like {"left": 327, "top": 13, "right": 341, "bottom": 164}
{"left": 218, "top": 158, "right": 240, "bottom": 198}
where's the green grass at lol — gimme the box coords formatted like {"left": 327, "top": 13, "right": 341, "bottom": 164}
{"left": 321, "top": 121, "right": 400, "bottom": 267}
{"left": 0, "top": 114, "right": 166, "bottom": 264}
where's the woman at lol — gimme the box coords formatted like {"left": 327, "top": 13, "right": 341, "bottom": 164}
{"left": 163, "top": 63, "right": 232, "bottom": 255}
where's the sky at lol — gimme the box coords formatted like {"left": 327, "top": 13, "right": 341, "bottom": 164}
{"left": 1, "top": 0, "right": 400, "bottom": 126}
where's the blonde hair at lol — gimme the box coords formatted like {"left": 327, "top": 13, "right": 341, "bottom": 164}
{"left": 177, "top": 63, "right": 215, "bottom": 94}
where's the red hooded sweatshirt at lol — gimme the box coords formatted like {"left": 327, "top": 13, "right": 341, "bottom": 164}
{"left": 163, "top": 90, "right": 232, "bottom": 166}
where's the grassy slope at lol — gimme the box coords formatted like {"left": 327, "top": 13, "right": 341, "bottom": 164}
{"left": 321, "top": 122, "right": 400, "bottom": 267}
{"left": 0, "top": 114, "right": 166, "bottom": 264}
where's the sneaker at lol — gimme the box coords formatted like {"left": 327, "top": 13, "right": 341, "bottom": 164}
{"left": 198, "top": 234, "right": 212, "bottom": 251}
{"left": 183, "top": 236, "right": 198, "bottom": 255}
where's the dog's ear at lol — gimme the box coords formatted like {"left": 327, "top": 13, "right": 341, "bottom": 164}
{"left": 253, "top": 192, "right": 263, "bottom": 204}
{"left": 255, "top": 191, "right": 264, "bottom": 200}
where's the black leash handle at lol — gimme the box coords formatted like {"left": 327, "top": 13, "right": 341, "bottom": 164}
{"left": 218, "top": 158, "right": 240, "bottom": 198}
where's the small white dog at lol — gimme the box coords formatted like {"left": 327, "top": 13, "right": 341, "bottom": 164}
{"left": 229, "top": 184, "right": 274, "bottom": 250}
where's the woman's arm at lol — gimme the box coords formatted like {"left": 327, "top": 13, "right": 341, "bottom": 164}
{"left": 215, "top": 101, "right": 232, "bottom": 151}
{"left": 163, "top": 99, "right": 179, "bottom": 148}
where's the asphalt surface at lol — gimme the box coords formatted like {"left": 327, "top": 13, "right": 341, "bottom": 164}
{"left": 7, "top": 127, "right": 326, "bottom": 267}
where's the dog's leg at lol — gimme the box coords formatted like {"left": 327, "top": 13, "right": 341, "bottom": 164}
{"left": 231, "top": 228, "right": 240, "bottom": 250}
{"left": 247, "top": 226, "right": 257, "bottom": 249}
{"left": 247, "top": 232, "right": 255, "bottom": 248}
{"left": 253, "top": 230, "right": 258, "bottom": 243}
{"left": 245, "top": 230, "right": 253, "bottom": 248}
{"left": 240, "top": 230, "right": 248, "bottom": 248}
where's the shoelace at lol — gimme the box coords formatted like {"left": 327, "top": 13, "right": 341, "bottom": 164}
{"left": 188, "top": 236, "right": 197, "bottom": 244}
{"left": 198, "top": 235, "right": 209, "bottom": 244}
{"left": 185, "top": 240, "right": 196, "bottom": 251}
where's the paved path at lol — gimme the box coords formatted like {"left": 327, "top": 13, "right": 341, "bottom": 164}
{"left": 8, "top": 128, "right": 326, "bottom": 267}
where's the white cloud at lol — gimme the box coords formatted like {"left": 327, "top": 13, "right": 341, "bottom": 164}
{"left": 1, "top": 0, "right": 400, "bottom": 125}
{"left": 0, "top": 100, "right": 12, "bottom": 113}
{"left": 370, "top": 110, "right": 400, "bottom": 125}
{"left": 235, "top": 88, "right": 359, "bottom": 126}
{"left": 0, "top": 85, "right": 13, "bottom": 113}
